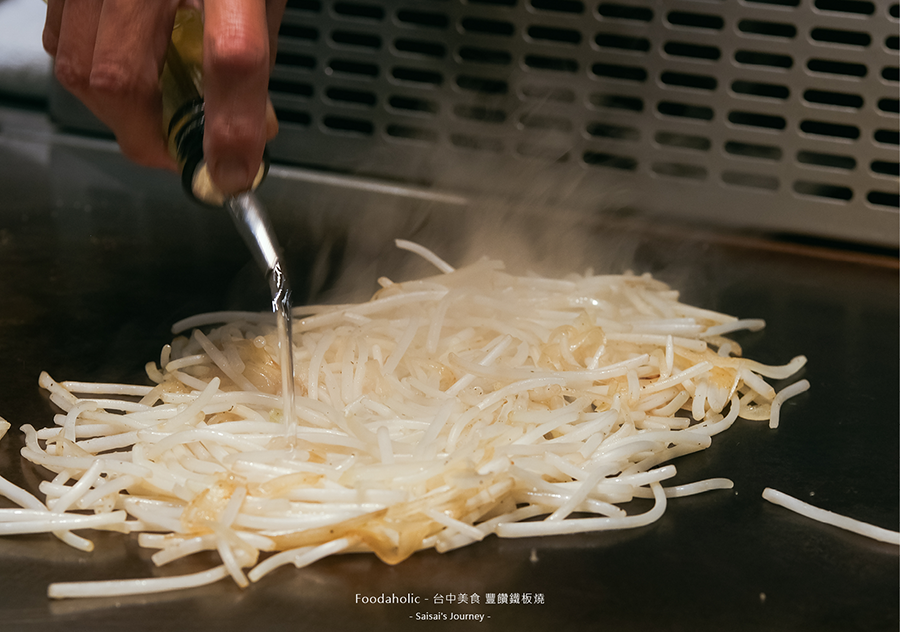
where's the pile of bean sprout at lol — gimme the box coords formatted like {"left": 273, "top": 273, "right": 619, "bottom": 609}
{"left": 0, "top": 241, "right": 812, "bottom": 599}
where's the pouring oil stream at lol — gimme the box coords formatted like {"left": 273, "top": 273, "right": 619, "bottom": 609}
{"left": 161, "top": 8, "right": 296, "bottom": 428}
{"left": 225, "top": 193, "right": 296, "bottom": 429}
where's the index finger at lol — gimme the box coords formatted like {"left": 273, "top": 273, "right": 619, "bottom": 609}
{"left": 202, "top": 0, "right": 270, "bottom": 196}
{"left": 42, "top": 0, "right": 66, "bottom": 56}
{"left": 90, "top": 0, "right": 179, "bottom": 169}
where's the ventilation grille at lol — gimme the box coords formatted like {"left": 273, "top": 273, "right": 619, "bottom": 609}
{"left": 267, "top": 0, "right": 900, "bottom": 245}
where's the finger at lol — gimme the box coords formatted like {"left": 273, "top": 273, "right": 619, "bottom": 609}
{"left": 43, "top": 0, "right": 66, "bottom": 56}
{"left": 265, "top": 97, "right": 278, "bottom": 141}
{"left": 202, "top": 0, "right": 270, "bottom": 195}
{"left": 266, "top": 0, "right": 288, "bottom": 67}
{"left": 264, "top": 1, "right": 288, "bottom": 141}
{"left": 89, "top": 0, "right": 178, "bottom": 169}
{"left": 52, "top": 0, "right": 103, "bottom": 100}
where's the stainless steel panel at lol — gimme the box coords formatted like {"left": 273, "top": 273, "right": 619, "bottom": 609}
{"left": 47, "top": 1, "right": 900, "bottom": 247}
{"left": 265, "top": 0, "right": 900, "bottom": 246}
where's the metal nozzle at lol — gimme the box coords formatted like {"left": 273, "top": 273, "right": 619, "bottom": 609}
{"left": 225, "top": 192, "right": 282, "bottom": 277}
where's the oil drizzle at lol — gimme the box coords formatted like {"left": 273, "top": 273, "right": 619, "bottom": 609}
{"left": 269, "top": 261, "right": 295, "bottom": 428}
{"left": 225, "top": 192, "right": 295, "bottom": 428}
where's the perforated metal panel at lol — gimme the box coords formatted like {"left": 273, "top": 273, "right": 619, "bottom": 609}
{"left": 267, "top": 0, "right": 900, "bottom": 246}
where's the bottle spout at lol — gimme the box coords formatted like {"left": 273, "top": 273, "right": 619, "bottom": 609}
{"left": 225, "top": 191, "right": 283, "bottom": 279}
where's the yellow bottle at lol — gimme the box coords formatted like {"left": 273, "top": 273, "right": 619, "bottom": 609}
{"left": 160, "top": 8, "right": 268, "bottom": 207}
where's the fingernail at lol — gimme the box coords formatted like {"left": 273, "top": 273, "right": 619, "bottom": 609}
{"left": 211, "top": 158, "right": 253, "bottom": 195}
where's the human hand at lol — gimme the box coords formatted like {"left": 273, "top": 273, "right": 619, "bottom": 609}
{"left": 43, "top": 0, "right": 286, "bottom": 196}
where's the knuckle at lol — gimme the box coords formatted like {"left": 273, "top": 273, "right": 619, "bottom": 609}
{"left": 117, "top": 136, "right": 171, "bottom": 169}
{"left": 53, "top": 57, "right": 90, "bottom": 93}
{"left": 208, "top": 117, "right": 265, "bottom": 154}
{"left": 88, "top": 64, "right": 155, "bottom": 100}
{"left": 207, "top": 33, "right": 268, "bottom": 76}
{"left": 42, "top": 29, "right": 59, "bottom": 57}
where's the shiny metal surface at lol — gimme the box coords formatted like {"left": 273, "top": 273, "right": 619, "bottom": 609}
{"left": 226, "top": 191, "right": 284, "bottom": 278}
{"left": 48, "top": 1, "right": 900, "bottom": 246}
{"left": 0, "top": 106, "right": 897, "bottom": 631}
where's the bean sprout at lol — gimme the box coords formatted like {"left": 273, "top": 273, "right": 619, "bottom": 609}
{"left": 0, "top": 243, "right": 809, "bottom": 599}
{"left": 763, "top": 488, "right": 899, "bottom": 546}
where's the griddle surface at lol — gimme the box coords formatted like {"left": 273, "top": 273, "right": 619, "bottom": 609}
{"left": 0, "top": 116, "right": 897, "bottom": 632}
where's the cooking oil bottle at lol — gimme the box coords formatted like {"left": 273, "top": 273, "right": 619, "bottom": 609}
{"left": 160, "top": 7, "right": 268, "bottom": 207}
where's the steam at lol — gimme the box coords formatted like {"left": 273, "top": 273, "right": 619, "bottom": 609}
{"left": 263, "top": 164, "right": 651, "bottom": 308}
{"left": 259, "top": 83, "right": 656, "bottom": 306}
